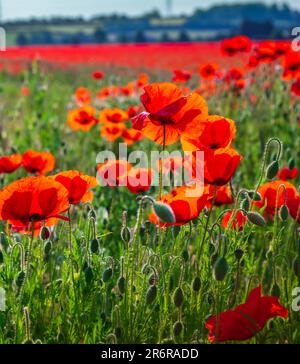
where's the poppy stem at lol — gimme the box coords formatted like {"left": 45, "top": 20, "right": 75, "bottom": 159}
{"left": 159, "top": 124, "right": 166, "bottom": 199}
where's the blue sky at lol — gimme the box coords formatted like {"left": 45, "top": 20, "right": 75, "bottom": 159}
{"left": 1, "top": 0, "right": 299, "bottom": 20}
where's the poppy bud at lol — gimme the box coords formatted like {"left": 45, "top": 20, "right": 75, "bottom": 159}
{"left": 117, "top": 276, "right": 126, "bottom": 294}
{"left": 234, "top": 249, "right": 244, "bottom": 261}
{"left": 288, "top": 158, "right": 295, "bottom": 170}
{"left": 40, "top": 226, "right": 50, "bottom": 240}
{"left": 16, "top": 271, "right": 26, "bottom": 288}
{"left": 90, "top": 238, "right": 100, "bottom": 254}
{"left": 44, "top": 241, "right": 52, "bottom": 256}
{"left": 181, "top": 248, "right": 189, "bottom": 262}
{"left": 88, "top": 209, "right": 97, "bottom": 220}
{"left": 102, "top": 268, "right": 113, "bottom": 283}
{"left": 279, "top": 205, "right": 289, "bottom": 221}
{"left": 213, "top": 257, "right": 229, "bottom": 281}
{"left": 192, "top": 277, "right": 201, "bottom": 292}
{"left": 271, "top": 282, "right": 281, "bottom": 297}
{"left": 240, "top": 196, "right": 250, "bottom": 212}
{"left": 0, "top": 249, "right": 4, "bottom": 265}
{"left": 266, "top": 160, "right": 279, "bottom": 180}
{"left": 84, "top": 266, "right": 93, "bottom": 285}
{"left": 173, "top": 321, "right": 184, "bottom": 337}
{"left": 247, "top": 211, "right": 266, "bottom": 226}
{"left": 149, "top": 273, "right": 159, "bottom": 286}
{"left": 248, "top": 191, "right": 261, "bottom": 201}
{"left": 293, "top": 255, "right": 300, "bottom": 278}
{"left": 146, "top": 285, "right": 157, "bottom": 305}
{"left": 153, "top": 202, "right": 175, "bottom": 223}
{"left": 173, "top": 287, "right": 184, "bottom": 307}
{"left": 0, "top": 232, "right": 8, "bottom": 248}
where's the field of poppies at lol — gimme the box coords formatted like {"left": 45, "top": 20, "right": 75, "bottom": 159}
{"left": 0, "top": 37, "right": 299, "bottom": 344}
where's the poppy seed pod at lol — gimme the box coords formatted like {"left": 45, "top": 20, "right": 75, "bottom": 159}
{"left": 173, "top": 321, "right": 184, "bottom": 337}
{"left": 102, "top": 268, "right": 113, "bottom": 283}
{"left": 173, "top": 287, "right": 184, "bottom": 307}
{"left": 40, "top": 226, "right": 51, "bottom": 240}
{"left": 146, "top": 285, "right": 157, "bottom": 305}
{"left": 153, "top": 202, "right": 176, "bottom": 223}
{"left": 90, "top": 238, "right": 100, "bottom": 254}
{"left": 266, "top": 160, "right": 279, "bottom": 180}
{"left": 213, "top": 257, "right": 229, "bottom": 281}
{"left": 279, "top": 205, "right": 289, "bottom": 221}
{"left": 117, "top": 276, "right": 126, "bottom": 294}
{"left": 247, "top": 211, "right": 266, "bottom": 226}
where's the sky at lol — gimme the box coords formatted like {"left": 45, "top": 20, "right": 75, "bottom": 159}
{"left": 1, "top": 0, "right": 299, "bottom": 21}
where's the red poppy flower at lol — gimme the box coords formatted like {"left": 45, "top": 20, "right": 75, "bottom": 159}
{"left": 277, "top": 166, "right": 299, "bottom": 181}
{"left": 126, "top": 168, "right": 153, "bottom": 194}
{"left": 149, "top": 184, "right": 213, "bottom": 226}
{"left": 255, "top": 180, "right": 299, "bottom": 221}
{"left": 122, "top": 128, "right": 143, "bottom": 145}
{"left": 206, "top": 286, "right": 288, "bottom": 343}
{"left": 53, "top": 170, "right": 97, "bottom": 205}
{"left": 99, "top": 108, "right": 129, "bottom": 124}
{"left": 92, "top": 71, "right": 104, "bottom": 80}
{"left": 203, "top": 148, "right": 242, "bottom": 186}
{"left": 127, "top": 105, "right": 142, "bottom": 118}
{"left": 97, "top": 160, "right": 132, "bottom": 187}
{"left": 291, "top": 78, "right": 300, "bottom": 97}
{"left": 0, "top": 153, "right": 22, "bottom": 174}
{"left": 181, "top": 115, "right": 236, "bottom": 151}
{"left": 22, "top": 150, "right": 55, "bottom": 175}
{"left": 172, "top": 69, "right": 192, "bottom": 84}
{"left": 221, "top": 36, "right": 252, "bottom": 57}
{"left": 101, "top": 122, "right": 126, "bottom": 142}
{"left": 213, "top": 186, "right": 234, "bottom": 207}
{"left": 132, "top": 82, "right": 208, "bottom": 145}
{"left": 282, "top": 51, "right": 300, "bottom": 80}
{"left": 0, "top": 176, "right": 69, "bottom": 229}
{"left": 199, "top": 63, "right": 218, "bottom": 80}
{"left": 67, "top": 106, "right": 97, "bottom": 132}
{"left": 225, "top": 67, "right": 244, "bottom": 82}
{"left": 21, "top": 86, "right": 30, "bottom": 96}
{"left": 137, "top": 73, "right": 149, "bottom": 88}
{"left": 288, "top": 194, "right": 300, "bottom": 223}
{"left": 12, "top": 218, "right": 58, "bottom": 237}
{"left": 75, "top": 87, "right": 91, "bottom": 105}
{"left": 221, "top": 210, "right": 247, "bottom": 231}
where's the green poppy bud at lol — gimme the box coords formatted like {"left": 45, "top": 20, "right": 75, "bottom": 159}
{"left": 247, "top": 212, "right": 266, "bottom": 226}
{"left": 43, "top": 241, "right": 52, "bottom": 256}
{"left": 248, "top": 190, "right": 262, "bottom": 201}
{"left": 266, "top": 160, "right": 279, "bottom": 180}
{"left": 271, "top": 282, "right": 281, "bottom": 297}
{"left": 173, "top": 287, "right": 184, "bottom": 307}
{"left": 192, "top": 277, "right": 201, "bottom": 292}
{"left": 102, "top": 268, "right": 113, "bottom": 283}
{"left": 279, "top": 205, "right": 289, "bottom": 221}
{"left": 16, "top": 271, "right": 26, "bottom": 288}
{"left": 213, "top": 257, "right": 229, "bottom": 281}
{"left": 173, "top": 321, "right": 184, "bottom": 337}
{"left": 84, "top": 266, "right": 93, "bottom": 285}
{"left": 153, "top": 202, "right": 175, "bottom": 223}
{"left": 288, "top": 158, "right": 295, "bottom": 170}
{"left": 0, "top": 249, "right": 4, "bottom": 265}
{"left": 146, "top": 285, "right": 157, "bottom": 305}
{"left": 90, "top": 238, "right": 100, "bottom": 254}
{"left": 117, "top": 276, "right": 126, "bottom": 294}
{"left": 234, "top": 249, "right": 244, "bottom": 261}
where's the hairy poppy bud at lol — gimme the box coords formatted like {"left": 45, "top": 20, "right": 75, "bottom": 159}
{"left": 213, "top": 257, "right": 229, "bottom": 281}
{"left": 248, "top": 191, "right": 261, "bottom": 201}
{"left": 288, "top": 158, "right": 295, "bottom": 170}
{"left": 0, "top": 249, "right": 4, "bottom": 265}
{"left": 90, "top": 238, "right": 100, "bottom": 254}
{"left": 192, "top": 277, "right": 201, "bottom": 292}
{"left": 266, "top": 160, "right": 279, "bottom": 180}
{"left": 149, "top": 273, "right": 159, "bottom": 286}
{"left": 117, "top": 276, "right": 126, "bottom": 294}
{"left": 88, "top": 209, "right": 97, "bottom": 220}
{"left": 146, "top": 285, "right": 157, "bottom": 305}
{"left": 153, "top": 202, "right": 175, "bottom": 223}
{"left": 247, "top": 211, "right": 266, "bottom": 226}
{"left": 84, "top": 266, "right": 93, "bottom": 284}
{"left": 44, "top": 241, "right": 52, "bottom": 256}
{"left": 279, "top": 205, "right": 289, "bottom": 221}
{"left": 234, "top": 249, "right": 244, "bottom": 261}
{"left": 173, "top": 287, "right": 184, "bottom": 307}
{"left": 120, "top": 227, "right": 131, "bottom": 243}
{"left": 16, "top": 271, "right": 26, "bottom": 288}
{"left": 240, "top": 196, "right": 250, "bottom": 212}
{"left": 173, "top": 321, "right": 184, "bottom": 337}
{"left": 102, "top": 268, "right": 113, "bottom": 283}
{"left": 40, "top": 226, "right": 50, "bottom": 240}
{"left": 271, "top": 282, "right": 281, "bottom": 297}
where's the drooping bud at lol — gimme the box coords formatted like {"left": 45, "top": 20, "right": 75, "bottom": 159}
{"left": 279, "top": 205, "right": 289, "bottom": 221}
{"left": 84, "top": 266, "right": 93, "bottom": 285}
{"left": 90, "top": 238, "right": 100, "bottom": 254}
{"left": 192, "top": 277, "right": 201, "bottom": 292}
{"left": 40, "top": 226, "right": 51, "bottom": 240}
{"left": 117, "top": 276, "right": 126, "bottom": 294}
{"left": 248, "top": 191, "right": 262, "bottom": 201}
{"left": 173, "top": 287, "right": 184, "bottom": 307}
{"left": 16, "top": 271, "right": 26, "bottom": 288}
{"left": 266, "top": 160, "right": 279, "bottom": 180}
{"left": 288, "top": 158, "right": 295, "bottom": 170}
{"left": 247, "top": 211, "right": 266, "bottom": 226}
{"left": 153, "top": 202, "right": 175, "bottom": 223}
{"left": 173, "top": 321, "right": 184, "bottom": 337}
{"left": 43, "top": 241, "right": 52, "bottom": 256}
{"left": 213, "top": 257, "right": 229, "bottom": 281}
{"left": 146, "top": 285, "right": 157, "bottom": 305}
{"left": 102, "top": 268, "right": 113, "bottom": 283}
{"left": 240, "top": 196, "right": 250, "bottom": 212}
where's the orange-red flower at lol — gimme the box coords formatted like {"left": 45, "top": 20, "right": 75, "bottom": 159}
{"left": 137, "top": 73, "right": 149, "bottom": 88}
{"left": 92, "top": 70, "right": 104, "bottom": 80}
{"left": 97, "top": 160, "right": 132, "bottom": 187}
{"left": 101, "top": 122, "right": 126, "bottom": 142}
{"left": 255, "top": 180, "right": 299, "bottom": 221}
{"left": 172, "top": 69, "right": 192, "bottom": 84}
{"left": 0, "top": 153, "right": 22, "bottom": 174}
{"left": 221, "top": 210, "right": 246, "bottom": 231}
{"left": 99, "top": 108, "right": 129, "bottom": 124}
{"left": 122, "top": 128, "right": 143, "bottom": 145}
{"left": 291, "top": 78, "right": 300, "bottom": 97}
{"left": 199, "top": 63, "right": 218, "bottom": 80}
{"left": 206, "top": 286, "right": 288, "bottom": 343}
{"left": 22, "top": 150, "right": 55, "bottom": 175}
{"left": 75, "top": 87, "right": 91, "bottom": 105}
{"left": 67, "top": 105, "right": 97, "bottom": 132}
{"left": 213, "top": 186, "right": 234, "bottom": 206}
{"left": 149, "top": 184, "right": 213, "bottom": 226}
{"left": 282, "top": 51, "right": 300, "bottom": 80}
{"left": 126, "top": 168, "right": 153, "bottom": 194}
{"left": 132, "top": 82, "right": 208, "bottom": 145}
{"left": 277, "top": 166, "right": 298, "bottom": 181}
{"left": 53, "top": 170, "right": 97, "bottom": 205}
{"left": 181, "top": 115, "right": 236, "bottom": 151}
{"left": 221, "top": 36, "right": 251, "bottom": 57}
{"left": 0, "top": 176, "right": 69, "bottom": 229}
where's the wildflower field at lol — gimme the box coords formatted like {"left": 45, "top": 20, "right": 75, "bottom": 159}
{"left": 0, "top": 38, "right": 299, "bottom": 344}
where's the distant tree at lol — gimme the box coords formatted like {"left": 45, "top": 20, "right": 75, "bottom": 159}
{"left": 117, "top": 33, "right": 128, "bottom": 43}
{"left": 94, "top": 27, "right": 107, "bottom": 43}
{"left": 134, "top": 30, "right": 147, "bottom": 43}
{"left": 178, "top": 31, "right": 190, "bottom": 42}
{"left": 240, "top": 19, "right": 274, "bottom": 39}
{"left": 16, "top": 33, "right": 28, "bottom": 46}
{"left": 161, "top": 32, "right": 171, "bottom": 43}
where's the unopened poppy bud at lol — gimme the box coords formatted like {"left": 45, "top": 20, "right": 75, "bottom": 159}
{"left": 173, "top": 287, "right": 184, "bottom": 307}
{"left": 288, "top": 158, "right": 295, "bottom": 170}
{"left": 117, "top": 276, "right": 126, "bottom": 294}
{"left": 247, "top": 211, "right": 266, "bottom": 226}
{"left": 271, "top": 282, "right": 281, "bottom": 297}
{"left": 149, "top": 273, "right": 159, "bottom": 286}
{"left": 279, "top": 205, "right": 289, "bottom": 221}
{"left": 248, "top": 191, "right": 261, "bottom": 201}
{"left": 0, "top": 249, "right": 4, "bottom": 265}
{"left": 146, "top": 285, "right": 157, "bottom": 305}
{"left": 192, "top": 277, "right": 201, "bottom": 292}
{"left": 153, "top": 201, "right": 175, "bottom": 223}
{"left": 90, "top": 238, "right": 100, "bottom": 254}
{"left": 266, "top": 160, "right": 279, "bottom": 180}
{"left": 16, "top": 271, "right": 26, "bottom": 288}
{"left": 181, "top": 248, "right": 189, "bottom": 262}
{"left": 84, "top": 266, "right": 93, "bottom": 285}
{"left": 240, "top": 197, "right": 250, "bottom": 212}
{"left": 102, "top": 268, "right": 113, "bottom": 283}
{"left": 121, "top": 226, "right": 131, "bottom": 243}
{"left": 293, "top": 255, "right": 300, "bottom": 278}
{"left": 173, "top": 321, "right": 184, "bottom": 337}
{"left": 40, "top": 226, "right": 50, "bottom": 240}
{"left": 44, "top": 241, "right": 52, "bottom": 256}
{"left": 234, "top": 249, "right": 244, "bottom": 260}
{"left": 213, "top": 257, "right": 229, "bottom": 281}
{"left": 88, "top": 209, "right": 97, "bottom": 220}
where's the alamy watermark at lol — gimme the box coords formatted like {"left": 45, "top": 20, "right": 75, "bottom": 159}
{"left": 292, "top": 27, "right": 300, "bottom": 52}
{"left": 0, "top": 287, "right": 6, "bottom": 311}
{"left": 0, "top": 27, "right": 6, "bottom": 51}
